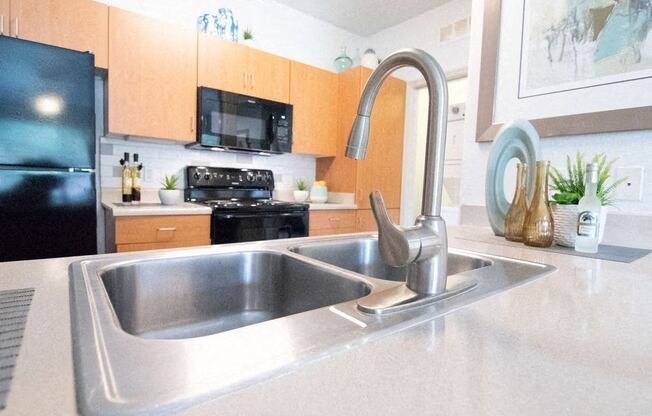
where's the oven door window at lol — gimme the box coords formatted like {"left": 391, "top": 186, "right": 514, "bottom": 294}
{"left": 212, "top": 212, "right": 308, "bottom": 244}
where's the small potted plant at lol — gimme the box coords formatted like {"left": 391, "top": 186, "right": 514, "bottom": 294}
{"left": 293, "top": 179, "right": 309, "bottom": 202}
{"left": 159, "top": 175, "right": 183, "bottom": 206}
{"left": 549, "top": 153, "right": 627, "bottom": 247}
{"left": 242, "top": 27, "right": 254, "bottom": 45}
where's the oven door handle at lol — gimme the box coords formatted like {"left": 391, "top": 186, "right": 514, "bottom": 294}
{"left": 214, "top": 212, "right": 306, "bottom": 220}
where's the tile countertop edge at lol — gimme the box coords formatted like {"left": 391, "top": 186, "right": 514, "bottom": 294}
{"left": 3, "top": 225, "right": 652, "bottom": 415}
{"left": 102, "top": 201, "right": 213, "bottom": 216}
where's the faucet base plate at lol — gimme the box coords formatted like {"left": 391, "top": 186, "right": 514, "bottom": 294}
{"left": 356, "top": 275, "right": 477, "bottom": 315}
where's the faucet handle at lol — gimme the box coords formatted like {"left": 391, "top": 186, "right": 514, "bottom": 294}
{"left": 369, "top": 191, "right": 420, "bottom": 267}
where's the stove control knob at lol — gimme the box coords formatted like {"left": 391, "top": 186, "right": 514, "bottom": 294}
{"left": 204, "top": 173, "right": 211, "bottom": 180}
{"left": 193, "top": 172, "right": 201, "bottom": 180}
{"left": 246, "top": 172, "right": 255, "bottom": 182}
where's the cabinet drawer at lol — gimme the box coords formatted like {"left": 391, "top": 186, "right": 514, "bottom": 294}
{"left": 309, "top": 227, "right": 357, "bottom": 237}
{"left": 309, "top": 210, "right": 356, "bottom": 231}
{"left": 356, "top": 208, "right": 400, "bottom": 232}
{"left": 116, "top": 239, "right": 211, "bottom": 253}
{"left": 115, "top": 215, "right": 210, "bottom": 244}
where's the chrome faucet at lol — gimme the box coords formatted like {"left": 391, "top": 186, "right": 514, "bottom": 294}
{"left": 347, "top": 49, "right": 471, "bottom": 314}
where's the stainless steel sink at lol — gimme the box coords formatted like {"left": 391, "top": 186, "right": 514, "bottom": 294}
{"left": 70, "top": 234, "right": 556, "bottom": 415}
{"left": 290, "top": 237, "right": 492, "bottom": 281}
{"left": 101, "top": 251, "right": 370, "bottom": 339}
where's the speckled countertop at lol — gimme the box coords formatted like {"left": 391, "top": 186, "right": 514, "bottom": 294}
{"left": 3, "top": 226, "right": 651, "bottom": 415}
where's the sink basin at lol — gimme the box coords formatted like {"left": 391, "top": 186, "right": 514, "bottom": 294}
{"left": 70, "top": 234, "right": 556, "bottom": 415}
{"left": 102, "top": 251, "right": 370, "bottom": 339}
{"left": 290, "top": 237, "right": 492, "bottom": 281}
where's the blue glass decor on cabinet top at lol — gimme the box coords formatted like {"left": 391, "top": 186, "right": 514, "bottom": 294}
{"left": 197, "top": 8, "right": 239, "bottom": 42}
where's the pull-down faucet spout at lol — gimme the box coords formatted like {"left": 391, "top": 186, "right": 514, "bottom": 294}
{"left": 346, "top": 49, "right": 471, "bottom": 313}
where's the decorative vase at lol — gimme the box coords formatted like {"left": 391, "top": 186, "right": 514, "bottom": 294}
{"left": 159, "top": 189, "right": 184, "bottom": 206}
{"left": 293, "top": 190, "right": 309, "bottom": 203}
{"left": 504, "top": 163, "right": 529, "bottom": 242}
{"left": 523, "top": 161, "right": 554, "bottom": 248}
{"left": 196, "top": 9, "right": 238, "bottom": 42}
{"left": 310, "top": 181, "right": 328, "bottom": 203}
{"left": 333, "top": 47, "right": 353, "bottom": 73}
{"left": 552, "top": 204, "right": 609, "bottom": 247}
{"left": 485, "top": 120, "right": 540, "bottom": 237}
{"left": 361, "top": 48, "right": 379, "bottom": 69}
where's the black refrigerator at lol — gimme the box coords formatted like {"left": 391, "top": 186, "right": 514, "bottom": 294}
{"left": 0, "top": 36, "right": 97, "bottom": 262}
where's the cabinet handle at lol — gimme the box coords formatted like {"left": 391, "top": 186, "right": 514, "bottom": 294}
{"left": 243, "top": 72, "right": 247, "bottom": 88}
{"left": 328, "top": 217, "right": 340, "bottom": 222}
{"left": 157, "top": 227, "right": 177, "bottom": 232}
{"left": 0, "top": 16, "right": 4, "bottom": 35}
{"left": 13, "top": 17, "right": 18, "bottom": 38}
{"left": 190, "top": 115, "right": 195, "bottom": 133}
{"left": 249, "top": 73, "right": 254, "bottom": 89}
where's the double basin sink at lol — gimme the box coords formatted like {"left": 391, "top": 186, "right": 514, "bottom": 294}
{"left": 70, "top": 234, "right": 555, "bottom": 415}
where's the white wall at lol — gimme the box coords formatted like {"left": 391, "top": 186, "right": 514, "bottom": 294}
{"left": 360, "top": 0, "right": 472, "bottom": 80}
{"left": 463, "top": 0, "right": 652, "bottom": 216}
{"left": 96, "top": 0, "right": 361, "bottom": 71}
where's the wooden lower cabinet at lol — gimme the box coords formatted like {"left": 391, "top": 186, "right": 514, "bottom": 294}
{"left": 309, "top": 209, "right": 401, "bottom": 236}
{"left": 356, "top": 208, "right": 400, "bottom": 232}
{"left": 105, "top": 214, "right": 211, "bottom": 253}
{"left": 309, "top": 210, "right": 357, "bottom": 236}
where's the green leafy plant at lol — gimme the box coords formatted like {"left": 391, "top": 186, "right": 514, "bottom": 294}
{"left": 549, "top": 152, "right": 627, "bottom": 206}
{"left": 161, "top": 175, "right": 179, "bottom": 190}
{"left": 243, "top": 28, "right": 253, "bottom": 40}
{"left": 296, "top": 179, "right": 307, "bottom": 191}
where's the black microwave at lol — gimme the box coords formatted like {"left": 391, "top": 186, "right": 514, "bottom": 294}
{"left": 194, "top": 87, "right": 293, "bottom": 154}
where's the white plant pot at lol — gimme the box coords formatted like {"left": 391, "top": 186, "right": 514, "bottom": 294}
{"left": 159, "top": 189, "right": 184, "bottom": 206}
{"left": 552, "top": 204, "right": 608, "bottom": 247}
{"left": 293, "top": 190, "right": 309, "bottom": 203}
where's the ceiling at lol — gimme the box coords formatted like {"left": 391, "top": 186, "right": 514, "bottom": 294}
{"left": 274, "top": 0, "right": 452, "bottom": 36}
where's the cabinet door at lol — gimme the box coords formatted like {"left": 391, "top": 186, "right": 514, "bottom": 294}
{"left": 290, "top": 61, "right": 338, "bottom": 156}
{"left": 0, "top": 0, "right": 10, "bottom": 36}
{"left": 316, "top": 66, "right": 362, "bottom": 193}
{"left": 9, "top": 0, "right": 108, "bottom": 68}
{"left": 247, "top": 47, "right": 290, "bottom": 103}
{"left": 108, "top": 7, "right": 197, "bottom": 142}
{"left": 355, "top": 68, "right": 406, "bottom": 209}
{"left": 356, "top": 208, "right": 401, "bottom": 232}
{"left": 197, "top": 33, "right": 248, "bottom": 94}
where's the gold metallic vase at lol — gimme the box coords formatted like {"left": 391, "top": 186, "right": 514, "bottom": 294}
{"left": 504, "top": 163, "right": 529, "bottom": 242}
{"left": 523, "top": 161, "right": 554, "bottom": 248}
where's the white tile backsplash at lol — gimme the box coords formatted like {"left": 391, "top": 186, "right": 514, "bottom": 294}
{"left": 100, "top": 136, "right": 316, "bottom": 191}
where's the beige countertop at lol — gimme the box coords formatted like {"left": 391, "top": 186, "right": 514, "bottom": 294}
{"left": 2, "top": 226, "right": 651, "bottom": 415}
{"left": 309, "top": 202, "right": 357, "bottom": 210}
{"left": 102, "top": 201, "right": 213, "bottom": 217}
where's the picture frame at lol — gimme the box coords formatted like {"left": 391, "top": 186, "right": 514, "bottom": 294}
{"left": 475, "top": 0, "right": 652, "bottom": 142}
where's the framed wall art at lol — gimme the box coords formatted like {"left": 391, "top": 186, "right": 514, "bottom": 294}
{"left": 476, "top": 0, "right": 652, "bottom": 142}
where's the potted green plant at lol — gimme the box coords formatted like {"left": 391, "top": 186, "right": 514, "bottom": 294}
{"left": 549, "top": 153, "right": 627, "bottom": 247}
{"left": 159, "top": 175, "right": 183, "bottom": 205}
{"left": 293, "top": 179, "right": 309, "bottom": 202}
{"left": 242, "top": 27, "right": 254, "bottom": 45}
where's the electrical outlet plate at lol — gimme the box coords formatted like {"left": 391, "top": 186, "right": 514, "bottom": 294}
{"left": 614, "top": 167, "right": 644, "bottom": 201}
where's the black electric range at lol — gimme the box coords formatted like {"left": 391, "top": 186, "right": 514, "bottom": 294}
{"left": 185, "top": 166, "right": 309, "bottom": 244}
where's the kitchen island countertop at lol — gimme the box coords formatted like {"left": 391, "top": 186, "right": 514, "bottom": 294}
{"left": 3, "top": 226, "right": 651, "bottom": 415}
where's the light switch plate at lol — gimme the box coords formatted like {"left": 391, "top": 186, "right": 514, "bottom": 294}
{"left": 614, "top": 167, "right": 644, "bottom": 201}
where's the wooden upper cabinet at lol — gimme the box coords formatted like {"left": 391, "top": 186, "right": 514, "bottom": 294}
{"left": 108, "top": 7, "right": 197, "bottom": 142}
{"left": 9, "top": 0, "right": 108, "bottom": 68}
{"left": 290, "top": 61, "right": 338, "bottom": 157}
{"left": 198, "top": 33, "right": 248, "bottom": 95}
{"left": 198, "top": 34, "right": 289, "bottom": 103}
{"left": 0, "top": 0, "right": 10, "bottom": 36}
{"left": 317, "top": 67, "right": 406, "bottom": 209}
{"left": 247, "top": 48, "right": 290, "bottom": 103}
{"left": 355, "top": 68, "right": 406, "bottom": 209}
